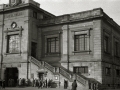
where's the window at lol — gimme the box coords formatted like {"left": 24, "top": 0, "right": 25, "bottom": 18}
{"left": 104, "top": 36, "right": 110, "bottom": 53}
{"left": 47, "top": 37, "right": 59, "bottom": 53}
{"left": 73, "top": 66, "right": 88, "bottom": 74}
{"left": 115, "top": 41, "right": 119, "bottom": 56}
{"left": 33, "top": 11, "right": 37, "bottom": 19}
{"left": 105, "top": 67, "right": 111, "bottom": 75}
{"left": 7, "top": 35, "right": 20, "bottom": 53}
{"left": 74, "top": 34, "right": 88, "bottom": 51}
{"left": 116, "top": 69, "right": 120, "bottom": 76}
{"left": 31, "top": 42, "right": 37, "bottom": 58}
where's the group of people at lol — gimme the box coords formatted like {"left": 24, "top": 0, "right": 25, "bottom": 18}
{"left": 32, "top": 79, "right": 53, "bottom": 88}
{"left": 3, "top": 78, "right": 77, "bottom": 90}
{"left": 0, "top": 80, "right": 5, "bottom": 89}
{"left": 8, "top": 79, "right": 15, "bottom": 87}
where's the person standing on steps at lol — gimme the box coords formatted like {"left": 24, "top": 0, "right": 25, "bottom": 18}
{"left": 72, "top": 80, "right": 77, "bottom": 90}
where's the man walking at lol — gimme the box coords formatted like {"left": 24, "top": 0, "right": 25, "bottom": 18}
{"left": 72, "top": 80, "right": 77, "bottom": 90}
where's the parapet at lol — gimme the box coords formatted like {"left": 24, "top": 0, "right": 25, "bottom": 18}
{"left": 0, "top": 0, "right": 40, "bottom": 10}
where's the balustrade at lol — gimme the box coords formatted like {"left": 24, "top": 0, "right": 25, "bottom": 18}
{"left": 59, "top": 68, "right": 72, "bottom": 79}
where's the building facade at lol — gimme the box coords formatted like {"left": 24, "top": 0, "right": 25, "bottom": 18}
{"left": 0, "top": 0, "right": 120, "bottom": 90}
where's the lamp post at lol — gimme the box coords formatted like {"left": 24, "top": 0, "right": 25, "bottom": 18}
{"left": 0, "top": 4, "right": 4, "bottom": 80}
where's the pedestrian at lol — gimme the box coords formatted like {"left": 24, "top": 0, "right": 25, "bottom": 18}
{"left": 32, "top": 79, "right": 35, "bottom": 87}
{"left": 45, "top": 79, "right": 47, "bottom": 88}
{"left": 64, "top": 79, "right": 67, "bottom": 89}
{"left": 19, "top": 78, "right": 22, "bottom": 87}
{"left": 34, "top": 79, "right": 37, "bottom": 87}
{"left": 38, "top": 79, "right": 40, "bottom": 88}
{"left": 17, "top": 78, "right": 19, "bottom": 86}
{"left": 0, "top": 80, "right": 2, "bottom": 89}
{"left": 72, "top": 80, "right": 77, "bottom": 90}
{"left": 48, "top": 79, "right": 50, "bottom": 88}
{"left": 2, "top": 80, "right": 5, "bottom": 89}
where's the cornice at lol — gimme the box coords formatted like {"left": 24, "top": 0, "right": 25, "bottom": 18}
{"left": 0, "top": 3, "right": 55, "bottom": 17}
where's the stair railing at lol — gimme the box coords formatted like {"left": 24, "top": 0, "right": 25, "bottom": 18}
{"left": 59, "top": 67, "right": 72, "bottom": 80}
{"left": 30, "top": 56, "right": 42, "bottom": 67}
{"left": 76, "top": 74, "right": 88, "bottom": 86}
{"left": 44, "top": 61, "right": 55, "bottom": 73}
{"left": 30, "top": 56, "right": 90, "bottom": 87}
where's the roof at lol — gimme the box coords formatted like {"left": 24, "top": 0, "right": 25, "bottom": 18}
{"left": 39, "top": 8, "right": 120, "bottom": 31}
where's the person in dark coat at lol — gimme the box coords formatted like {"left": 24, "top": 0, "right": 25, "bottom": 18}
{"left": 0, "top": 80, "right": 2, "bottom": 89}
{"left": 64, "top": 79, "right": 67, "bottom": 89}
{"left": 72, "top": 80, "right": 77, "bottom": 90}
{"left": 2, "top": 80, "right": 5, "bottom": 89}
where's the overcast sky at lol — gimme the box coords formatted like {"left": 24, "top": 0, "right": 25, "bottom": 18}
{"left": 0, "top": 0, "right": 120, "bottom": 25}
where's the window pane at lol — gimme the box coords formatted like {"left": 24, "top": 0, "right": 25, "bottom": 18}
{"left": 104, "top": 36, "right": 109, "bottom": 53}
{"left": 74, "top": 34, "right": 88, "bottom": 51}
{"left": 56, "top": 40, "right": 59, "bottom": 52}
{"left": 115, "top": 42, "right": 119, "bottom": 56}
{"left": 8, "top": 35, "right": 19, "bottom": 53}
{"left": 75, "top": 36, "right": 79, "bottom": 51}
{"left": 47, "top": 37, "right": 59, "bottom": 53}
{"left": 74, "top": 67, "right": 88, "bottom": 74}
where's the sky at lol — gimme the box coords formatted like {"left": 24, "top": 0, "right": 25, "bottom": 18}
{"left": 0, "top": 0, "right": 120, "bottom": 25}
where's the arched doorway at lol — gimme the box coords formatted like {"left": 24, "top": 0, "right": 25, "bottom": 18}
{"left": 4, "top": 67, "right": 18, "bottom": 87}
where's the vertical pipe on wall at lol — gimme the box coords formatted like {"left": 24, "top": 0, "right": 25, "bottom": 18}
{"left": 27, "top": 20, "right": 30, "bottom": 79}
{"left": 0, "top": 5, "right": 4, "bottom": 80}
{"left": 67, "top": 24, "right": 70, "bottom": 71}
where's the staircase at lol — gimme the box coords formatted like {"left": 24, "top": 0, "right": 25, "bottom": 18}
{"left": 29, "top": 56, "right": 100, "bottom": 90}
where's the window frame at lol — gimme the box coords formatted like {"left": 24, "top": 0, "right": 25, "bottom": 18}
{"left": 46, "top": 37, "right": 59, "bottom": 54}
{"left": 114, "top": 41, "right": 119, "bottom": 57}
{"left": 31, "top": 42, "right": 37, "bottom": 58}
{"left": 116, "top": 69, "right": 120, "bottom": 77}
{"left": 74, "top": 34, "right": 88, "bottom": 51}
{"left": 7, "top": 34, "right": 20, "bottom": 54}
{"left": 33, "top": 11, "right": 37, "bottom": 19}
{"left": 73, "top": 66, "right": 88, "bottom": 74}
{"left": 105, "top": 67, "right": 111, "bottom": 76}
{"left": 104, "top": 31, "right": 111, "bottom": 54}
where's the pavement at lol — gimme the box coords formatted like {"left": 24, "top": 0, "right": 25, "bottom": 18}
{"left": 2, "top": 87, "right": 70, "bottom": 90}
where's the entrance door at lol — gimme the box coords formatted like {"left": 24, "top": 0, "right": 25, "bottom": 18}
{"left": 4, "top": 68, "right": 18, "bottom": 87}
{"left": 38, "top": 73, "right": 44, "bottom": 80}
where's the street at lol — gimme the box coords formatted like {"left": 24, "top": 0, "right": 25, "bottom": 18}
{"left": 2, "top": 87, "right": 70, "bottom": 90}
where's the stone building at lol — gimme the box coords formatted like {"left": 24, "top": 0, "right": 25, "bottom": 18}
{"left": 0, "top": 0, "right": 120, "bottom": 90}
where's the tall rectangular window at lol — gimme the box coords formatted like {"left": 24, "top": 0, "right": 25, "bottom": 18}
{"left": 74, "top": 34, "right": 88, "bottom": 51}
{"left": 31, "top": 42, "right": 37, "bottom": 58}
{"left": 47, "top": 37, "right": 59, "bottom": 53}
{"left": 33, "top": 11, "right": 37, "bottom": 19}
{"left": 7, "top": 35, "right": 20, "bottom": 53}
{"left": 115, "top": 41, "right": 119, "bottom": 56}
{"left": 116, "top": 69, "right": 120, "bottom": 77}
{"left": 104, "top": 36, "right": 110, "bottom": 53}
{"left": 73, "top": 66, "right": 88, "bottom": 74}
{"left": 105, "top": 67, "right": 111, "bottom": 75}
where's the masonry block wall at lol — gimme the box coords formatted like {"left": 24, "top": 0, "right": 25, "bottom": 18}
{"left": 0, "top": 8, "right": 29, "bottom": 79}
{"left": 101, "top": 18, "right": 120, "bottom": 88}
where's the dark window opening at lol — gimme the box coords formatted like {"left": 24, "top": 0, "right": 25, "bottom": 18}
{"left": 115, "top": 41, "right": 119, "bottom": 56}
{"left": 31, "top": 42, "right": 37, "bottom": 58}
{"left": 33, "top": 11, "right": 37, "bottom": 19}
{"left": 104, "top": 36, "right": 110, "bottom": 53}
{"left": 105, "top": 67, "right": 111, "bottom": 75}
{"left": 116, "top": 69, "right": 120, "bottom": 76}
